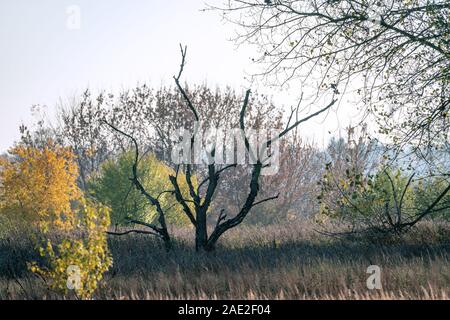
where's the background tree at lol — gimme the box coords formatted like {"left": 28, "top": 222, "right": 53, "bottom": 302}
{"left": 244, "top": 136, "right": 324, "bottom": 224}
{"left": 88, "top": 151, "right": 195, "bottom": 229}
{"left": 56, "top": 84, "right": 283, "bottom": 190}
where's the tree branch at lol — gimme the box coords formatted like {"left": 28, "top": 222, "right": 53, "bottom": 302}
{"left": 107, "top": 229, "right": 162, "bottom": 238}
{"left": 252, "top": 193, "right": 280, "bottom": 207}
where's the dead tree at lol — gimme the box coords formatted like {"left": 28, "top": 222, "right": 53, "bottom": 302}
{"left": 105, "top": 45, "right": 337, "bottom": 252}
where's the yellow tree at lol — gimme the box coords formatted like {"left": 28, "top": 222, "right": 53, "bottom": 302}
{"left": 0, "top": 141, "right": 80, "bottom": 230}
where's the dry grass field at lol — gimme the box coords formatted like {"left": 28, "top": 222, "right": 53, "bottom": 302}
{"left": 1, "top": 220, "right": 449, "bottom": 300}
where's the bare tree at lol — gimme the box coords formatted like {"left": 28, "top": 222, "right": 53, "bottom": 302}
{"left": 105, "top": 45, "right": 337, "bottom": 251}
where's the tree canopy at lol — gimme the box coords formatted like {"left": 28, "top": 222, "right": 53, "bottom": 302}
{"left": 215, "top": 0, "right": 449, "bottom": 154}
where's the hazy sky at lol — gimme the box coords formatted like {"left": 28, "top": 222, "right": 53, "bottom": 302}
{"left": 0, "top": 0, "right": 358, "bottom": 152}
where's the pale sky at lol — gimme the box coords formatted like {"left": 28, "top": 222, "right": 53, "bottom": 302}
{"left": 0, "top": 0, "right": 359, "bottom": 152}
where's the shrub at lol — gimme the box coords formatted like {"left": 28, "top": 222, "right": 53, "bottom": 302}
{"left": 29, "top": 200, "right": 112, "bottom": 299}
{"left": 317, "top": 166, "right": 448, "bottom": 233}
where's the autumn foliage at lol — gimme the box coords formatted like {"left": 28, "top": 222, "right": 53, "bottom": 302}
{"left": 29, "top": 200, "right": 112, "bottom": 299}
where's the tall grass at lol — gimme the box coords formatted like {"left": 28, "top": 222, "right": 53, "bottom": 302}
{"left": 0, "top": 220, "right": 449, "bottom": 299}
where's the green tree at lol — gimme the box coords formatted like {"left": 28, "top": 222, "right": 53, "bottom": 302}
{"left": 88, "top": 151, "right": 194, "bottom": 228}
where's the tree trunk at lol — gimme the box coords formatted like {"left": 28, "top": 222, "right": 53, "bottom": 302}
{"left": 162, "top": 232, "right": 172, "bottom": 252}
{"left": 195, "top": 209, "right": 208, "bottom": 251}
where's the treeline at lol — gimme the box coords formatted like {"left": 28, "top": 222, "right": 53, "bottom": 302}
{"left": 0, "top": 81, "right": 448, "bottom": 297}
{"left": 3, "top": 83, "right": 449, "bottom": 231}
